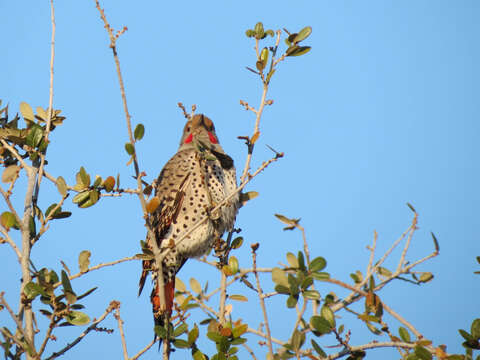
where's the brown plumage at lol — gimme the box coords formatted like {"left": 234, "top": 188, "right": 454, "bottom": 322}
{"left": 139, "top": 114, "right": 239, "bottom": 330}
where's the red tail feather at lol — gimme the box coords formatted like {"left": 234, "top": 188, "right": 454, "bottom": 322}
{"left": 151, "top": 279, "right": 175, "bottom": 326}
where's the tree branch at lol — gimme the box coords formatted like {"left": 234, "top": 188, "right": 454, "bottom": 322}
{"left": 45, "top": 301, "right": 119, "bottom": 360}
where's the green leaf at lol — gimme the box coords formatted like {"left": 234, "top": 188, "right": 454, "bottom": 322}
{"left": 173, "top": 339, "right": 189, "bottom": 349}
{"left": 245, "top": 29, "right": 255, "bottom": 38}
{"left": 20, "top": 102, "right": 34, "bottom": 121}
{"left": 229, "top": 294, "right": 248, "bottom": 302}
{"left": 286, "top": 252, "right": 298, "bottom": 268}
{"left": 79, "top": 167, "right": 90, "bottom": 187}
{"left": 303, "top": 290, "right": 321, "bottom": 300}
{"left": 460, "top": 329, "right": 474, "bottom": 341}
{"left": 288, "top": 274, "right": 299, "bottom": 295}
{"left": 312, "top": 272, "right": 330, "bottom": 280}
{"left": 26, "top": 125, "right": 43, "bottom": 147}
{"left": 72, "top": 191, "right": 90, "bottom": 205}
{"left": 300, "top": 276, "right": 313, "bottom": 290}
{"left": 188, "top": 324, "right": 199, "bottom": 345}
{"left": 286, "top": 46, "right": 311, "bottom": 57}
{"left": 154, "top": 325, "right": 167, "bottom": 339}
{"left": 231, "top": 236, "right": 244, "bottom": 249}
{"left": 414, "top": 345, "right": 432, "bottom": 360}
{"left": 297, "top": 251, "right": 306, "bottom": 271}
{"left": 471, "top": 319, "right": 480, "bottom": 339}
{"left": 190, "top": 278, "right": 202, "bottom": 294}
{"left": 29, "top": 215, "right": 36, "bottom": 238}
{"left": 272, "top": 267, "right": 289, "bottom": 287}
{"left": 366, "top": 321, "right": 381, "bottom": 335}
{"left": 311, "top": 339, "right": 326, "bottom": 357}
{"left": 0, "top": 212, "right": 16, "bottom": 230}
{"left": 274, "top": 214, "right": 299, "bottom": 226}
{"left": 61, "top": 270, "right": 75, "bottom": 298}
{"left": 125, "top": 142, "right": 134, "bottom": 155}
{"left": 310, "top": 315, "right": 332, "bottom": 334}
{"left": 309, "top": 256, "right": 326, "bottom": 272}
{"left": 93, "top": 176, "right": 102, "bottom": 188}
{"left": 24, "top": 282, "right": 45, "bottom": 299}
{"left": 230, "top": 337, "right": 246, "bottom": 345}
{"left": 254, "top": 22, "right": 265, "bottom": 39}
{"left": 56, "top": 176, "right": 68, "bottom": 196}
{"left": 134, "top": 123, "right": 145, "bottom": 141}
{"left": 419, "top": 272, "right": 434, "bottom": 283}
{"left": 77, "top": 287, "right": 97, "bottom": 300}
{"left": 260, "top": 47, "right": 269, "bottom": 69}
{"left": 207, "top": 331, "right": 223, "bottom": 343}
{"left": 286, "top": 295, "right": 297, "bottom": 308}
{"left": 66, "top": 311, "right": 90, "bottom": 325}
{"left": 174, "top": 323, "right": 188, "bottom": 337}
{"left": 232, "top": 324, "right": 248, "bottom": 338}
{"left": 321, "top": 305, "right": 335, "bottom": 328}
{"left": 290, "top": 329, "right": 304, "bottom": 351}
{"left": 294, "top": 26, "right": 312, "bottom": 43}
{"left": 240, "top": 191, "right": 259, "bottom": 205}
{"left": 78, "top": 250, "right": 91, "bottom": 273}
{"left": 266, "top": 69, "right": 276, "bottom": 84}
{"left": 274, "top": 284, "right": 290, "bottom": 294}
{"left": 228, "top": 256, "right": 239, "bottom": 275}
{"left": 399, "top": 326, "right": 411, "bottom": 342}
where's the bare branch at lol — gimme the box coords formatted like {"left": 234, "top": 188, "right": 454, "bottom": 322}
{"left": 0, "top": 226, "right": 22, "bottom": 261}
{"left": 114, "top": 307, "right": 129, "bottom": 360}
{"left": 53, "top": 255, "right": 139, "bottom": 288}
{"left": 45, "top": 301, "right": 119, "bottom": 360}
{"left": 129, "top": 338, "right": 157, "bottom": 360}
{"left": 251, "top": 244, "right": 273, "bottom": 357}
{"left": 0, "top": 292, "right": 36, "bottom": 356}
{"left": 34, "top": 0, "right": 56, "bottom": 197}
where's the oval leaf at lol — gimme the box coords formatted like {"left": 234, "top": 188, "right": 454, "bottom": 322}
{"left": 321, "top": 305, "right": 336, "bottom": 328}
{"left": 125, "top": 142, "right": 135, "bottom": 156}
{"left": 271, "top": 267, "right": 288, "bottom": 287}
{"left": 66, "top": 311, "right": 90, "bottom": 326}
{"left": 134, "top": 123, "right": 145, "bottom": 141}
{"left": 2, "top": 165, "right": 20, "bottom": 183}
{"left": 229, "top": 294, "right": 248, "bottom": 302}
{"left": 190, "top": 278, "right": 202, "bottom": 294}
{"left": 286, "top": 252, "right": 299, "bottom": 268}
{"left": 20, "top": 102, "right": 34, "bottom": 121}
{"left": 309, "top": 257, "right": 327, "bottom": 272}
{"left": 103, "top": 176, "right": 115, "bottom": 192}
{"left": 78, "top": 250, "right": 91, "bottom": 273}
{"left": 294, "top": 26, "right": 312, "bottom": 43}
{"left": 56, "top": 176, "right": 68, "bottom": 196}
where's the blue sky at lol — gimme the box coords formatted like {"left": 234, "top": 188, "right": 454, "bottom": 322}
{"left": 1, "top": 1, "right": 479, "bottom": 359}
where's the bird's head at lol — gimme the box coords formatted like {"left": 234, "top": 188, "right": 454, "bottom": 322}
{"left": 178, "top": 114, "right": 223, "bottom": 153}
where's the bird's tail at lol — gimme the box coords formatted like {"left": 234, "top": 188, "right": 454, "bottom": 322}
{"left": 151, "top": 279, "right": 175, "bottom": 339}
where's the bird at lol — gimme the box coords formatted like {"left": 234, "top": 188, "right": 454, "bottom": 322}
{"left": 138, "top": 114, "right": 239, "bottom": 333}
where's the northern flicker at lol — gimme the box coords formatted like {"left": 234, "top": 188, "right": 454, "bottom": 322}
{"left": 139, "top": 114, "right": 239, "bottom": 330}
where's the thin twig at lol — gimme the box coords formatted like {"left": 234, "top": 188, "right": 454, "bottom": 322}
{"left": 251, "top": 244, "right": 273, "bottom": 357}
{"left": 130, "top": 338, "right": 157, "bottom": 360}
{"left": 0, "top": 227, "right": 22, "bottom": 261}
{"left": 45, "top": 301, "right": 119, "bottom": 360}
{"left": 325, "top": 341, "right": 418, "bottom": 360}
{"left": 114, "top": 307, "right": 129, "bottom": 360}
{"left": 0, "top": 292, "right": 35, "bottom": 355}
{"left": 52, "top": 255, "right": 139, "bottom": 288}
{"left": 34, "top": 0, "right": 56, "bottom": 198}
{"left": 130, "top": 340, "right": 157, "bottom": 360}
